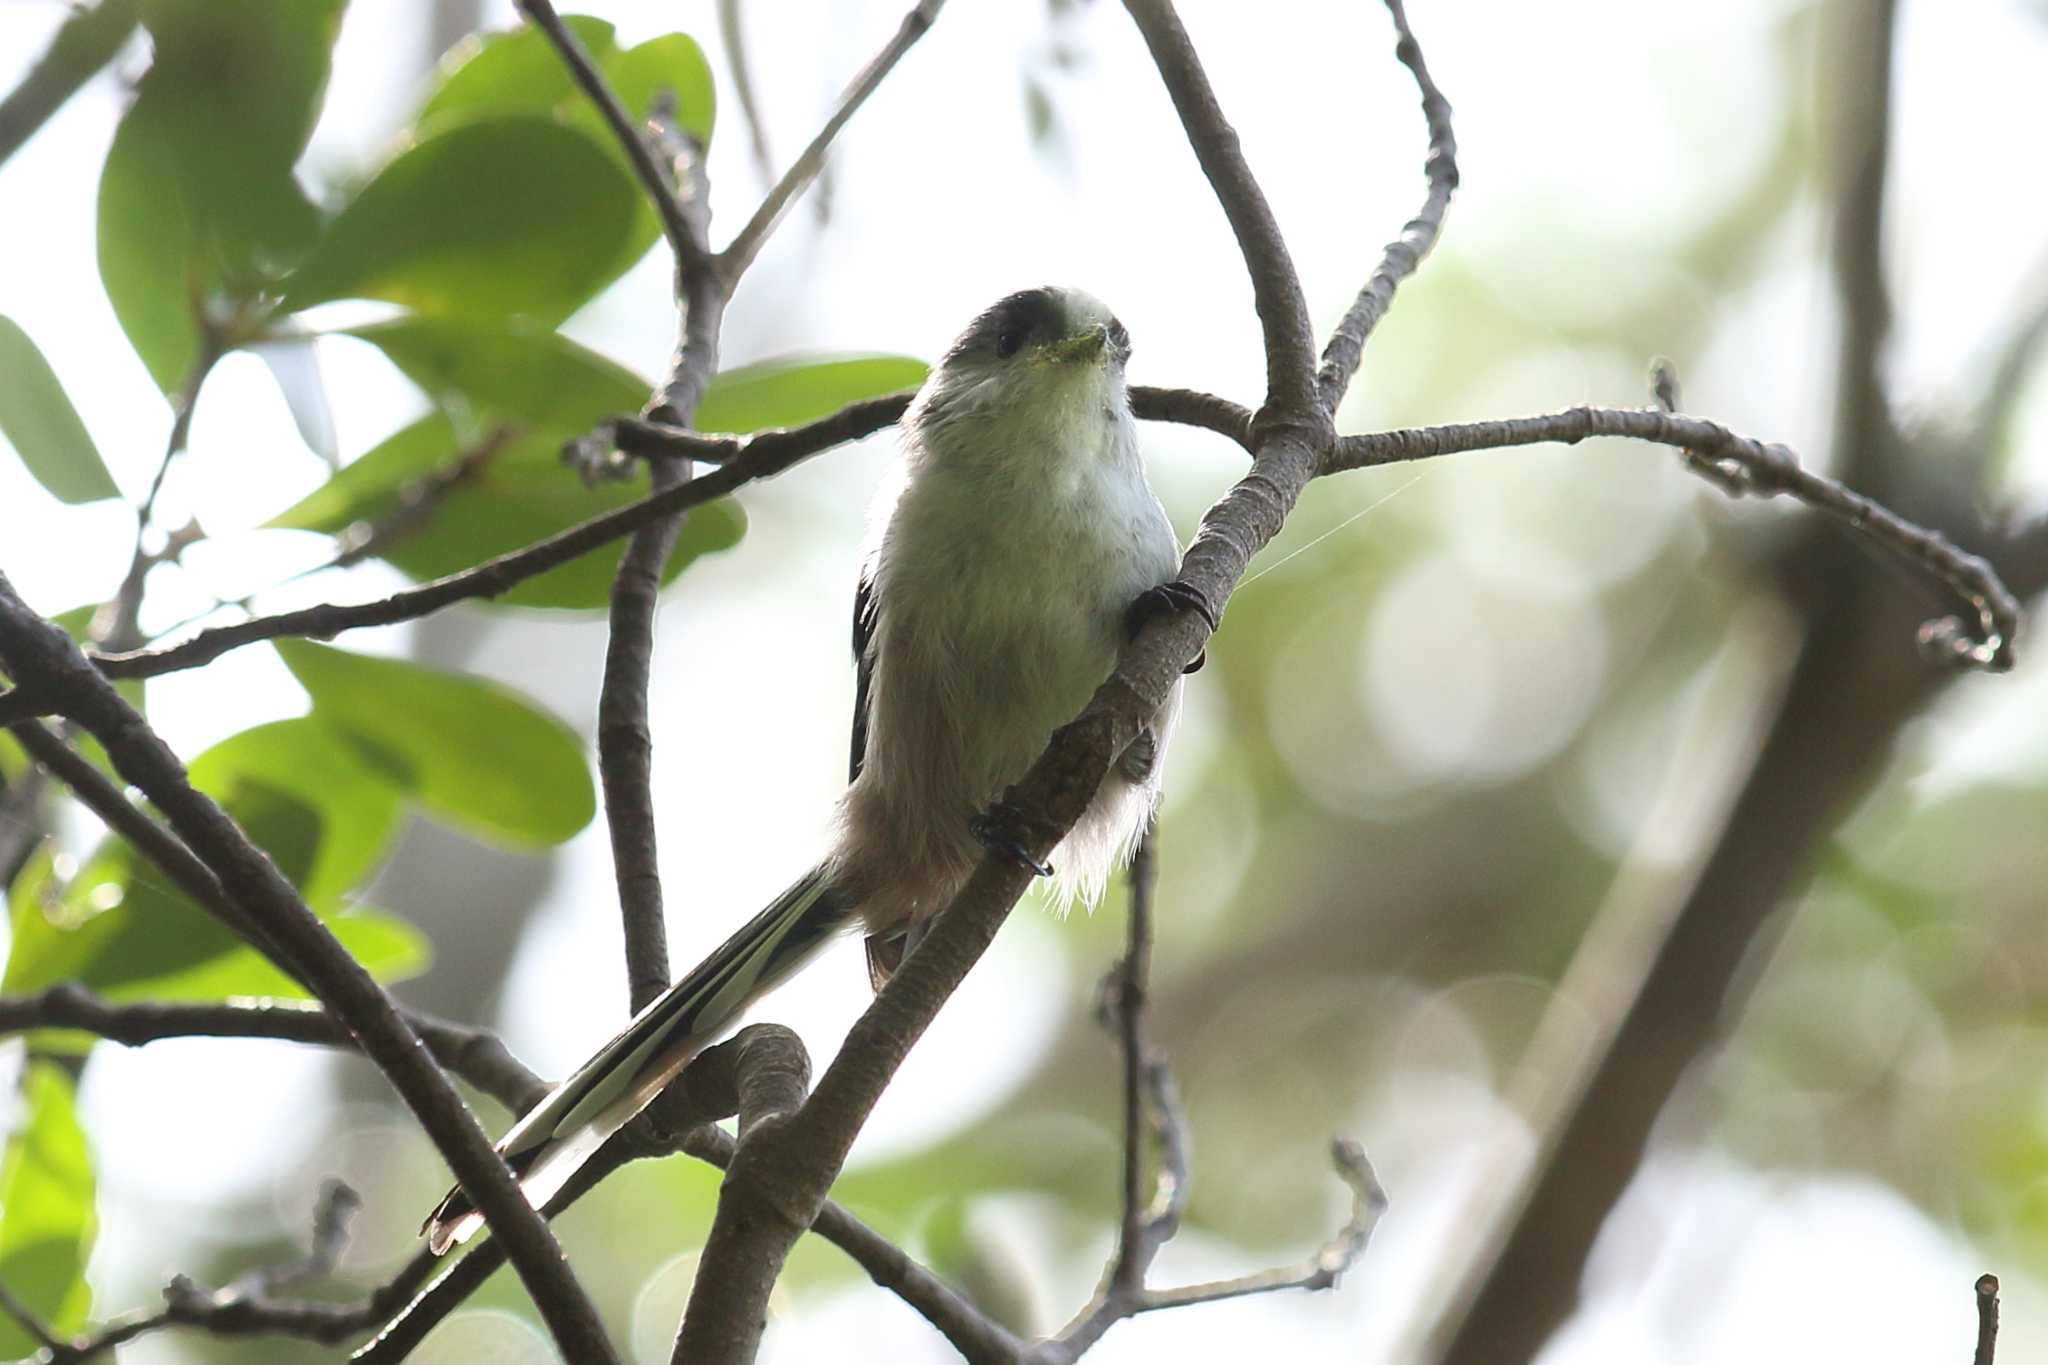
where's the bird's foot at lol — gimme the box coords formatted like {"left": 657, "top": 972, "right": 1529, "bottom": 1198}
{"left": 970, "top": 806, "right": 1053, "bottom": 878}
{"left": 1126, "top": 579, "right": 1216, "bottom": 674}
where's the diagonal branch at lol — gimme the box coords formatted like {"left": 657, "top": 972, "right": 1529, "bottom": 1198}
{"left": 1122, "top": 0, "right": 1320, "bottom": 423}
{"left": 715, "top": 0, "right": 777, "bottom": 189}
{"left": 717, "top": 0, "right": 946, "bottom": 284}
{"left": 1314, "top": 0, "right": 1458, "bottom": 412}
{"left": 356, "top": 1026, "right": 1020, "bottom": 1365}
{"left": 0, "top": 1280, "right": 65, "bottom": 1356}
{"left": 0, "top": 584, "right": 619, "bottom": 1365}
{"left": 673, "top": 3, "right": 1344, "bottom": 1342}
{"left": 0, "top": 0, "right": 138, "bottom": 171}
{"left": 67, "top": 385, "right": 1248, "bottom": 694}
{"left": 512, "top": 0, "right": 713, "bottom": 285}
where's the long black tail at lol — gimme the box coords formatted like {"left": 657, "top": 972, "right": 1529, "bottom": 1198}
{"left": 424, "top": 865, "right": 853, "bottom": 1254}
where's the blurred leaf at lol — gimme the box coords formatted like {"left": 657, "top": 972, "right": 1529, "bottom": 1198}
{"left": 694, "top": 355, "right": 928, "bottom": 434}
{"left": 252, "top": 336, "right": 339, "bottom": 464}
{"left": 0, "top": 317, "right": 119, "bottom": 504}
{"left": 275, "top": 640, "right": 594, "bottom": 846}
{"left": 187, "top": 719, "right": 405, "bottom": 912}
{"left": 265, "top": 414, "right": 746, "bottom": 609}
{"left": 420, "top": 18, "right": 714, "bottom": 146}
{"left": 3, "top": 780, "right": 321, "bottom": 999}
{"left": 2, "top": 716, "right": 407, "bottom": 1002}
{"left": 418, "top": 15, "right": 618, "bottom": 128}
{"left": 343, "top": 315, "right": 643, "bottom": 431}
{"left": 0, "top": 1065, "right": 95, "bottom": 1356}
{"left": 414, "top": 20, "right": 715, "bottom": 284}
{"left": 276, "top": 116, "right": 641, "bottom": 324}
{"left": 97, "top": 0, "right": 344, "bottom": 391}
{"left": 130, "top": 907, "right": 429, "bottom": 1005}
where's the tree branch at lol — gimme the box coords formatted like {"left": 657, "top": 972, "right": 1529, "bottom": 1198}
{"left": 512, "top": 0, "right": 713, "bottom": 285}
{"left": 81, "top": 385, "right": 1252, "bottom": 690}
{"left": 40, "top": 1183, "right": 436, "bottom": 1364}
{"left": 1122, "top": 0, "right": 1321, "bottom": 423}
{"left": 519, "top": 0, "right": 730, "bottom": 1026}
{"left": 1332, "top": 403, "right": 2019, "bottom": 671}
{"left": 1975, "top": 1273, "right": 2000, "bottom": 1365}
{"left": 0, "top": 1281, "right": 65, "bottom": 1357}
{"left": 671, "top": 2, "right": 1337, "bottom": 1346}
{"left": 715, "top": 0, "right": 776, "bottom": 190}
{"left": 0, "top": 583, "right": 619, "bottom": 1365}
{"left": 716, "top": 0, "right": 946, "bottom": 285}
{"left": 357, "top": 1025, "right": 1020, "bottom": 1365}
{"left": 0, "top": 0, "right": 138, "bottom": 171}
{"left": 0, "top": 982, "right": 546, "bottom": 1115}
{"left": 1314, "top": 0, "right": 1458, "bottom": 412}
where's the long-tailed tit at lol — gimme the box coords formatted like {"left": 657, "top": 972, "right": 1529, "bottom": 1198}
{"left": 426, "top": 286, "right": 1202, "bottom": 1253}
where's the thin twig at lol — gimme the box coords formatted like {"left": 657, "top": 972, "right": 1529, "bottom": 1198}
{"left": 0, "top": 589, "right": 619, "bottom": 1365}
{"left": 1332, "top": 404, "right": 2020, "bottom": 671}
{"left": 0, "top": 0, "right": 138, "bottom": 170}
{"left": 1314, "top": 0, "right": 1458, "bottom": 412}
{"left": 0, "top": 1279, "right": 65, "bottom": 1355}
{"left": 673, "top": 0, "right": 1340, "bottom": 1343}
{"left": 0, "top": 982, "right": 546, "bottom": 1115}
{"left": 512, "top": 0, "right": 712, "bottom": 284}
{"left": 82, "top": 386, "right": 1258, "bottom": 689}
{"left": 1131, "top": 1140, "right": 1386, "bottom": 1313}
{"left": 716, "top": 0, "right": 776, "bottom": 189}
{"left": 87, "top": 409, "right": 861, "bottom": 683}
{"left": 99, "top": 343, "right": 224, "bottom": 652}
{"left": 356, "top": 1025, "right": 1020, "bottom": 1365}
{"left": 717, "top": 0, "right": 946, "bottom": 284}
{"left": 36, "top": 1180, "right": 430, "bottom": 1364}
{"left": 1975, "top": 1274, "right": 2000, "bottom": 1365}
{"left": 1122, "top": 0, "right": 1320, "bottom": 423}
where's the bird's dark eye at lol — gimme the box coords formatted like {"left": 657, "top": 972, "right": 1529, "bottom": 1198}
{"left": 994, "top": 327, "right": 1026, "bottom": 359}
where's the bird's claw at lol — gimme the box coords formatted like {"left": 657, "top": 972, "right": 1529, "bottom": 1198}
{"left": 1127, "top": 579, "right": 1216, "bottom": 674}
{"left": 970, "top": 810, "right": 1053, "bottom": 878}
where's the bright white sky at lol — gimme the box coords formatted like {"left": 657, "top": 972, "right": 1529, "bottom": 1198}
{"left": 3, "top": 1, "right": 2047, "bottom": 1361}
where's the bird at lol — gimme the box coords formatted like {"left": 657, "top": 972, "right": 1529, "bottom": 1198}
{"left": 424, "top": 285, "right": 1205, "bottom": 1254}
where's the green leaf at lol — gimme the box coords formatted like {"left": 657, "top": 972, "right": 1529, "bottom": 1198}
{"left": 3, "top": 781, "right": 324, "bottom": 1000}
{"left": 277, "top": 116, "right": 641, "bottom": 324}
{"left": 695, "top": 355, "right": 929, "bottom": 434}
{"left": 1, "top": 716, "right": 404, "bottom": 1003}
{"left": 133, "top": 907, "right": 430, "bottom": 1003}
{"left": 418, "top": 20, "right": 714, "bottom": 154}
{"left": 188, "top": 719, "right": 405, "bottom": 913}
{"left": 344, "top": 315, "right": 644, "bottom": 431}
{"left": 596, "top": 32, "right": 717, "bottom": 148}
{"left": 266, "top": 413, "right": 747, "bottom": 609}
{"left": 0, "top": 1066, "right": 95, "bottom": 1356}
{"left": 0, "top": 318, "right": 119, "bottom": 503}
{"left": 418, "top": 16, "right": 619, "bottom": 129}
{"left": 97, "top": 0, "right": 344, "bottom": 391}
{"left": 276, "top": 639, "right": 594, "bottom": 846}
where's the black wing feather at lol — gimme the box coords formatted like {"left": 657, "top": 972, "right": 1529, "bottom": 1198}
{"left": 850, "top": 567, "right": 878, "bottom": 783}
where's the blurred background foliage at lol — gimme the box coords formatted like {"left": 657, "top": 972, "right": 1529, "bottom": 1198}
{"left": 0, "top": 0, "right": 2045, "bottom": 1362}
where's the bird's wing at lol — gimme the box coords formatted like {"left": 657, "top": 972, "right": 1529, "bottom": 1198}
{"left": 849, "top": 565, "right": 903, "bottom": 990}
{"left": 849, "top": 565, "right": 878, "bottom": 783}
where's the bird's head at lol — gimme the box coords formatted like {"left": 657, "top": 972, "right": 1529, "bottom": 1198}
{"left": 913, "top": 286, "right": 1133, "bottom": 435}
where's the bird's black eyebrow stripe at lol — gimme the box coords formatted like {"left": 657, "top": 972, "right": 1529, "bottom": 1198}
{"left": 942, "top": 287, "right": 1064, "bottom": 363}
